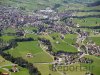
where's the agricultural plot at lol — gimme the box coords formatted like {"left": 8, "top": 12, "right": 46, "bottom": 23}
{"left": 64, "top": 34, "right": 77, "bottom": 45}
{"left": 80, "top": 55, "right": 100, "bottom": 75}
{"left": 0, "top": 56, "right": 12, "bottom": 66}
{"left": 3, "top": 27, "right": 16, "bottom": 33}
{"left": 91, "top": 37, "right": 100, "bottom": 45}
{"left": 73, "top": 18, "right": 100, "bottom": 26}
{"left": 57, "top": 3, "right": 84, "bottom": 12}
{"left": 84, "top": 37, "right": 100, "bottom": 45}
{"left": 5, "top": 41, "right": 53, "bottom": 63}
{"left": 0, "top": 56, "right": 29, "bottom": 75}
{"left": 34, "top": 64, "right": 61, "bottom": 75}
{"left": 57, "top": 63, "right": 86, "bottom": 75}
{"left": 40, "top": 33, "right": 78, "bottom": 52}
{"left": 82, "top": 6, "right": 100, "bottom": 11}
{"left": 0, "top": 35, "right": 16, "bottom": 42}
{"left": 74, "top": 12, "right": 100, "bottom": 16}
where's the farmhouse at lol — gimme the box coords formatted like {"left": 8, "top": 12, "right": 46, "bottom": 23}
{"left": 26, "top": 53, "right": 33, "bottom": 58}
{"left": 40, "top": 7, "right": 54, "bottom": 13}
{"left": 86, "top": 43, "right": 100, "bottom": 56}
{"left": 11, "top": 64, "right": 19, "bottom": 72}
{"left": 1, "top": 73, "right": 9, "bottom": 75}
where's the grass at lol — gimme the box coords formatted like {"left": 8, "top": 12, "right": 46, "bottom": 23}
{"left": 0, "top": 35, "right": 16, "bottom": 42}
{"left": 5, "top": 41, "right": 53, "bottom": 63}
{"left": 56, "top": 63, "right": 86, "bottom": 75}
{"left": 40, "top": 33, "right": 78, "bottom": 52}
{"left": 0, "top": 56, "right": 12, "bottom": 66}
{"left": 34, "top": 64, "right": 61, "bottom": 75}
{"left": 0, "top": 56, "right": 29, "bottom": 75}
{"left": 91, "top": 37, "right": 100, "bottom": 45}
{"left": 3, "top": 27, "right": 16, "bottom": 33}
{"left": 84, "top": 37, "right": 100, "bottom": 45}
{"left": 80, "top": 55, "right": 100, "bottom": 75}
{"left": 74, "top": 12, "right": 100, "bottom": 16}
{"left": 64, "top": 34, "right": 77, "bottom": 45}
{"left": 2, "top": 66, "right": 29, "bottom": 75}
{"left": 82, "top": 6, "right": 100, "bottom": 11}
{"left": 73, "top": 18, "right": 100, "bottom": 26}
{"left": 0, "top": 68, "right": 9, "bottom": 73}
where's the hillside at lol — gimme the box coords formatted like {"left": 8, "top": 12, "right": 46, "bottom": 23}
{"left": 0, "top": 0, "right": 100, "bottom": 75}
{"left": 0, "top": 0, "right": 99, "bottom": 11}
{"left": 87, "top": 1, "right": 100, "bottom": 7}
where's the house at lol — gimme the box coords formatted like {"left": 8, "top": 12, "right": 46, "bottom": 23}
{"left": 26, "top": 53, "right": 33, "bottom": 58}
{"left": 11, "top": 64, "right": 19, "bottom": 72}
{"left": 1, "top": 73, "right": 9, "bottom": 75}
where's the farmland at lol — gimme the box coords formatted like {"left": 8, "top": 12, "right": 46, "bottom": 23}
{"left": 0, "top": 0, "right": 100, "bottom": 75}
{"left": 0, "top": 56, "right": 30, "bottom": 75}
{"left": 80, "top": 55, "right": 100, "bottom": 75}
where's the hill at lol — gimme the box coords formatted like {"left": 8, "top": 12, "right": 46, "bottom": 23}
{"left": 0, "top": 0, "right": 99, "bottom": 11}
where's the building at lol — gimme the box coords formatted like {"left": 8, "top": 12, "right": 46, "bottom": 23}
{"left": 1, "top": 73, "right": 9, "bottom": 75}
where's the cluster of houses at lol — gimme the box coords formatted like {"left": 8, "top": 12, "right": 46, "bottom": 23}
{"left": 86, "top": 43, "right": 100, "bottom": 56}
{"left": 0, "top": 6, "right": 75, "bottom": 35}
{"left": 0, "top": 64, "right": 19, "bottom": 75}
{"left": 79, "top": 57, "right": 93, "bottom": 64}
{"left": 52, "top": 52, "right": 93, "bottom": 65}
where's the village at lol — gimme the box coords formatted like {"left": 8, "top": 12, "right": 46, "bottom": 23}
{"left": 0, "top": 2, "right": 100, "bottom": 75}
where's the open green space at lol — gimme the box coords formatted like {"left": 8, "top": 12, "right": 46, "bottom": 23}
{"left": 56, "top": 63, "right": 86, "bottom": 75}
{"left": 35, "top": 64, "right": 61, "bottom": 75}
{"left": 73, "top": 18, "right": 100, "bottom": 26}
{"left": 0, "top": 35, "right": 16, "bottom": 42}
{"left": 5, "top": 41, "right": 53, "bottom": 63}
{"left": 0, "top": 56, "right": 30, "bottom": 75}
{"left": 80, "top": 55, "right": 100, "bottom": 75}
{"left": 74, "top": 12, "right": 100, "bottom": 16}
{"left": 40, "top": 33, "right": 78, "bottom": 52}
{"left": 91, "top": 37, "right": 100, "bottom": 45}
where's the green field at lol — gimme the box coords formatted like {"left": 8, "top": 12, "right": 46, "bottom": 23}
{"left": 3, "top": 27, "right": 16, "bottom": 33}
{"left": 40, "top": 33, "right": 78, "bottom": 52}
{"left": 91, "top": 37, "right": 100, "bottom": 45}
{"left": 35, "top": 64, "right": 61, "bottom": 75}
{"left": 0, "top": 56, "right": 29, "bottom": 75}
{"left": 64, "top": 34, "right": 77, "bottom": 45}
{"left": 5, "top": 41, "right": 53, "bottom": 63}
{"left": 74, "top": 12, "right": 100, "bottom": 16}
{"left": 84, "top": 36, "right": 100, "bottom": 45}
{"left": 73, "top": 18, "right": 100, "bottom": 26}
{"left": 80, "top": 55, "right": 100, "bottom": 75}
{"left": 0, "top": 35, "right": 16, "bottom": 42}
{"left": 0, "top": 56, "right": 12, "bottom": 66}
{"left": 56, "top": 63, "right": 86, "bottom": 75}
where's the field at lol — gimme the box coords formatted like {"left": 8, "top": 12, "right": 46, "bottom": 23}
{"left": 34, "top": 63, "right": 86, "bottom": 75}
{"left": 73, "top": 18, "right": 100, "bottom": 26}
{"left": 74, "top": 12, "right": 100, "bottom": 16}
{"left": 34, "top": 64, "right": 61, "bottom": 75}
{"left": 80, "top": 55, "right": 100, "bottom": 75}
{"left": 0, "top": 35, "right": 16, "bottom": 42}
{"left": 5, "top": 41, "right": 53, "bottom": 63}
{"left": 84, "top": 36, "right": 100, "bottom": 45}
{"left": 0, "top": 56, "right": 30, "bottom": 75}
{"left": 40, "top": 33, "right": 78, "bottom": 52}
{"left": 91, "top": 37, "right": 100, "bottom": 45}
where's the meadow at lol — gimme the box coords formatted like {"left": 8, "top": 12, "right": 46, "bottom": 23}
{"left": 40, "top": 33, "right": 78, "bottom": 52}
{"left": 73, "top": 18, "right": 100, "bottom": 26}
{"left": 5, "top": 41, "right": 53, "bottom": 63}
{"left": 0, "top": 56, "right": 30, "bottom": 75}
{"left": 80, "top": 55, "right": 100, "bottom": 75}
